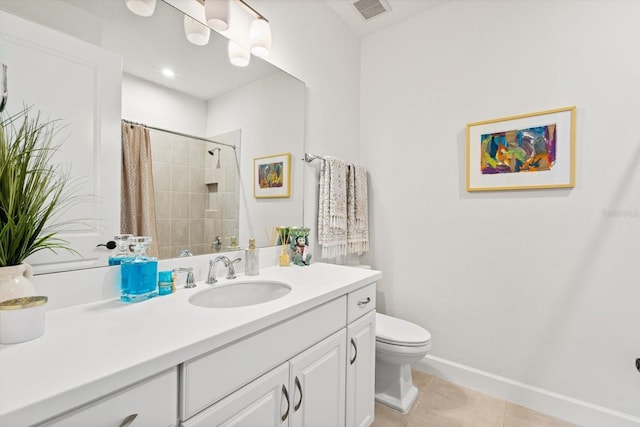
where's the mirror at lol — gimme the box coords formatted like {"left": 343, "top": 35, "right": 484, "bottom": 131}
{"left": 0, "top": 0, "right": 305, "bottom": 269}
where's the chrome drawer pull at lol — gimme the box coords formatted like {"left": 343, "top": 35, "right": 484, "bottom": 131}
{"left": 119, "top": 414, "right": 138, "bottom": 427}
{"left": 281, "top": 385, "right": 290, "bottom": 422}
{"left": 357, "top": 297, "right": 371, "bottom": 307}
{"left": 350, "top": 338, "right": 358, "bottom": 365}
{"left": 294, "top": 376, "right": 303, "bottom": 411}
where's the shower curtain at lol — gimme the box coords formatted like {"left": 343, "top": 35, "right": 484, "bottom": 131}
{"left": 121, "top": 122, "right": 159, "bottom": 257}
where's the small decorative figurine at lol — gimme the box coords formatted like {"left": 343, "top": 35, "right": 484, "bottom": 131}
{"left": 292, "top": 235, "right": 312, "bottom": 266}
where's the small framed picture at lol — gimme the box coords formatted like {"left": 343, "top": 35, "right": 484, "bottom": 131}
{"left": 466, "top": 106, "right": 576, "bottom": 192}
{"left": 253, "top": 153, "right": 291, "bottom": 198}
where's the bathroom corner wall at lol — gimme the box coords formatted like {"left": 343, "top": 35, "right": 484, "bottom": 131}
{"left": 360, "top": 1, "right": 640, "bottom": 425}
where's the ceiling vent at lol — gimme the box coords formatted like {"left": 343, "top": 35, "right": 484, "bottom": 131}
{"left": 352, "top": 0, "right": 392, "bottom": 21}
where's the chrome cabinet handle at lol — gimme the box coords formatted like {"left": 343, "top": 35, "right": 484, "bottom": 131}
{"left": 281, "top": 385, "right": 290, "bottom": 422}
{"left": 350, "top": 338, "right": 358, "bottom": 365}
{"left": 357, "top": 297, "right": 371, "bottom": 307}
{"left": 119, "top": 414, "right": 138, "bottom": 427}
{"left": 294, "top": 376, "right": 303, "bottom": 411}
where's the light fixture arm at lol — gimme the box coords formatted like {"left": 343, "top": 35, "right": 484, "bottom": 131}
{"left": 236, "top": 0, "right": 268, "bottom": 22}
{"left": 196, "top": 0, "right": 268, "bottom": 22}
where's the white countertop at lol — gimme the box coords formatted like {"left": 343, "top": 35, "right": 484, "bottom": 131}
{"left": 0, "top": 263, "right": 381, "bottom": 426}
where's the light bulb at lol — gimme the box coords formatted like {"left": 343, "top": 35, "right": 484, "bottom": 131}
{"left": 205, "top": 0, "right": 230, "bottom": 31}
{"left": 125, "top": 0, "right": 156, "bottom": 17}
{"left": 250, "top": 18, "right": 271, "bottom": 57}
{"left": 228, "top": 40, "right": 250, "bottom": 67}
{"left": 184, "top": 16, "right": 210, "bottom": 46}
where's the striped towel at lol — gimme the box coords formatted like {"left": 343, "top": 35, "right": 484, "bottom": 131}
{"left": 318, "top": 156, "right": 348, "bottom": 259}
{"left": 347, "top": 164, "right": 369, "bottom": 255}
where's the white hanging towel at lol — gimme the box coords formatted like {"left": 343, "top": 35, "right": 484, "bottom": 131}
{"left": 347, "top": 164, "right": 369, "bottom": 255}
{"left": 318, "top": 156, "right": 348, "bottom": 259}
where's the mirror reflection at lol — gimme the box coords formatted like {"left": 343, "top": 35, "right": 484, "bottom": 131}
{"left": 0, "top": 0, "right": 305, "bottom": 272}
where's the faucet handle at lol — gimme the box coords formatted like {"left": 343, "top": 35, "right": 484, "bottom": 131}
{"left": 173, "top": 267, "right": 196, "bottom": 288}
{"left": 227, "top": 257, "right": 242, "bottom": 279}
{"left": 185, "top": 271, "right": 196, "bottom": 288}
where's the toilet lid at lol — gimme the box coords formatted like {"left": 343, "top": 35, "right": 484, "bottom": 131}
{"left": 376, "top": 312, "right": 431, "bottom": 347}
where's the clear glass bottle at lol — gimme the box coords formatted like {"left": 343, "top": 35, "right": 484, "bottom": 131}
{"left": 120, "top": 236, "right": 158, "bottom": 303}
{"left": 245, "top": 238, "right": 259, "bottom": 276}
{"left": 108, "top": 234, "right": 134, "bottom": 266}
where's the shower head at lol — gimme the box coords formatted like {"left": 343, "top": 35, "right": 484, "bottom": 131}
{"left": 207, "top": 147, "right": 222, "bottom": 168}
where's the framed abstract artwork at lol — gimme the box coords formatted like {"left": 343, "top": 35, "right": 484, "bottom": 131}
{"left": 253, "top": 152, "right": 291, "bottom": 198}
{"left": 466, "top": 106, "right": 576, "bottom": 192}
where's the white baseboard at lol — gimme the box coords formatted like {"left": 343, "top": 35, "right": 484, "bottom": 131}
{"left": 414, "top": 355, "right": 640, "bottom": 427}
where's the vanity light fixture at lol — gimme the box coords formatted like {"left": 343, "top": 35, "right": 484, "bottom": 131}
{"left": 228, "top": 40, "right": 250, "bottom": 67}
{"left": 205, "top": 0, "right": 230, "bottom": 31}
{"left": 127, "top": 0, "right": 272, "bottom": 65}
{"left": 125, "top": 0, "right": 156, "bottom": 17}
{"left": 249, "top": 17, "right": 271, "bottom": 58}
{"left": 184, "top": 15, "right": 211, "bottom": 46}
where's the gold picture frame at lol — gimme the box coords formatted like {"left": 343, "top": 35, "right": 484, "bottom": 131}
{"left": 466, "top": 106, "right": 576, "bottom": 192}
{"left": 253, "top": 152, "right": 291, "bottom": 198}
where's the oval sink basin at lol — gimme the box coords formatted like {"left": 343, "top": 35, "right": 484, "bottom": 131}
{"left": 188, "top": 281, "right": 291, "bottom": 308}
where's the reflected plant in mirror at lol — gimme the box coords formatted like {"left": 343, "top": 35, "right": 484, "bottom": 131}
{"left": 0, "top": 0, "right": 305, "bottom": 273}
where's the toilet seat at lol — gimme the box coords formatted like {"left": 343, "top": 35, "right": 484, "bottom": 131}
{"left": 376, "top": 313, "right": 431, "bottom": 347}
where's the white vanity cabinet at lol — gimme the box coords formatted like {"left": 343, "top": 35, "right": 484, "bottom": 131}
{"left": 287, "top": 329, "right": 347, "bottom": 426}
{"left": 183, "top": 330, "right": 347, "bottom": 427}
{"left": 180, "top": 283, "right": 377, "bottom": 427}
{"left": 182, "top": 363, "right": 290, "bottom": 427}
{"left": 0, "top": 265, "right": 381, "bottom": 427}
{"left": 346, "top": 311, "right": 376, "bottom": 427}
{"left": 39, "top": 369, "right": 178, "bottom": 427}
{"left": 346, "top": 284, "right": 376, "bottom": 427}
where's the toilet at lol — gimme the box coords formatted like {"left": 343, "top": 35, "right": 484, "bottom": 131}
{"left": 350, "top": 264, "right": 432, "bottom": 413}
{"left": 375, "top": 312, "right": 432, "bottom": 413}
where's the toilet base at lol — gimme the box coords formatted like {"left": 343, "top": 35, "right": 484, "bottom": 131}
{"left": 374, "top": 359, "right": 419, "bottom": 413}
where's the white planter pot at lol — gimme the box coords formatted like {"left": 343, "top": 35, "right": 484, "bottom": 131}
{"left": 0, "top": 296, "right": 48, "bottom": 344}
{"left": 0, "top": 263, "right": 36, "bottom": 303}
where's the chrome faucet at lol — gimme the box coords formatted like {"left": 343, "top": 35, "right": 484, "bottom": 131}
{"left": 206, "top": 255, "right": 241, "bottom": 284}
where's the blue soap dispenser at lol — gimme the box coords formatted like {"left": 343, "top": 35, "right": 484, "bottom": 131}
{"left": 120, "top": 236, "right": 158, "bottom": 303}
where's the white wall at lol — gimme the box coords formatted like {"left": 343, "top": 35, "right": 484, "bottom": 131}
{"left": 256, "top": 0, "right": 362, "bottom": 258}
{"left": 360, "top": 0, "right": 640, "bottom": 425}
{"left": 206, "top": 72, "right": 305, "bottom": 248}
{"left": 121, "top": 73, "right": 207, "bottom": 136}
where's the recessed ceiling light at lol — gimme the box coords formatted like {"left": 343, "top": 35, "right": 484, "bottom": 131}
{"left": 162, "top": 68, "right": 175, "bottom": 78}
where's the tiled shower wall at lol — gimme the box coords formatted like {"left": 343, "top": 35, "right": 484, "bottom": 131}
{"left": 150, "top": 130, "right": 239, "bottom": 259}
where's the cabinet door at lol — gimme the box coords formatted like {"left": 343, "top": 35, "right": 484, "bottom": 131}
{"left": 346, "top": 311, "right": 376, "bottom": 427}
{"left": 289, "top": 329, "right": 347, "bottom": 427}
{"left": 41, "top": 369, "right": 178, "bottom": 427}
{"left": 182, "top": 363, "right": 290, "bottom": 427}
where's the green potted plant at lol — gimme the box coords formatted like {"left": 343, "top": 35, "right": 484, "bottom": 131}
{"left": 0, "top": 108, "right": 78, "bottom": 302}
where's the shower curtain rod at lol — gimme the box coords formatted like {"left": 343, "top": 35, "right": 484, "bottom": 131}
{"left": 122, "top": 119, "right": 236, "bottom": 150}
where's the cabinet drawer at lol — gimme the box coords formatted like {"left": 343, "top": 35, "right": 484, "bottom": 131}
{"left": 40, "top": 369, "right": 178, "bottom": 427}
{"left": 347, "top": 283, "right": 376, "bottom": 323}
{"left": 182, "top": 363, "right": 289, "bottom": 427}
{"left": 180, "top": 296, "right": 347, "bottom": 420}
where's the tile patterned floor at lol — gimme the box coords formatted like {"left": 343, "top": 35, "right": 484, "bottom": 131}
{"left": 372, "top": 370, "right": 578, "bottom": 427}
